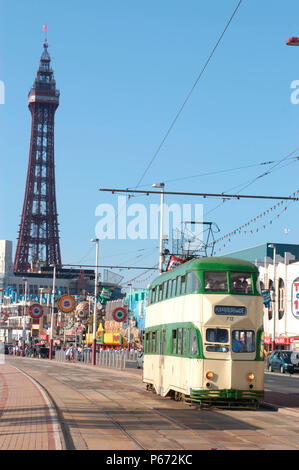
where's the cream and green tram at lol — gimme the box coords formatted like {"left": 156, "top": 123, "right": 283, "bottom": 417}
{"left": 143, "top": 257, "right": 264, "bottom": 408}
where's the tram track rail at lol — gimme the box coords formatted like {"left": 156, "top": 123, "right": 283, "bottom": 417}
{"left": 7, "top": 357, "right": 299, "bottom": 450}
{"left": 50, "top": 377, "right": 228, "bottom": 450}
{"left": 9, "top": 358, "right": 230, "bottom": 450}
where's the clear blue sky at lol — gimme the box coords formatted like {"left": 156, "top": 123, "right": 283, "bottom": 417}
{"left": 1, "top": 0, "right": 299, "bottom": 287}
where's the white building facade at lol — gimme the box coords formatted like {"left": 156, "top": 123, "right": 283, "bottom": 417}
{"left": 257, "top": 255, "right": 299, "bottom": 351}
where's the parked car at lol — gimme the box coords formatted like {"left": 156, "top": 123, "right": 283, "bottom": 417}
{"left": 267, "top": 350, "right": 294, "bottom": 374}
{"left": 137, "top": 352, "right": 144, "bottom": 369}
{"left": 291, "top": 352, "right": 299, "bottom": 366}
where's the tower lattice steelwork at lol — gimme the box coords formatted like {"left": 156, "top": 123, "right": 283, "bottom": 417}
{"left": 14, "top": 39, "right": 62, "bottom": 273}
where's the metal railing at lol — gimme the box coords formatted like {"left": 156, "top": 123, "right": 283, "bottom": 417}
{"left": 54, "top": 348, "right": 139, "bottom": 370}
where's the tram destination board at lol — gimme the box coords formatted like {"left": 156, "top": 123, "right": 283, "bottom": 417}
{"left": 214, "top": 305, "right": 247, "bottom": 316}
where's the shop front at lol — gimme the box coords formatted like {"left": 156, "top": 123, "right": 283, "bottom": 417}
{"left": 264, "top": 336, "right": 299, "bottom": 351}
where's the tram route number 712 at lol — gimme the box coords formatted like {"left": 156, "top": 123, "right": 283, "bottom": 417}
{"left": 150, "top": 455, "right": 193, "bottom": 465}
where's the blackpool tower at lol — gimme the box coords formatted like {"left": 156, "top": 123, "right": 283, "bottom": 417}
{"left": 14, "top": 39, "right": 62, "bottom": 273}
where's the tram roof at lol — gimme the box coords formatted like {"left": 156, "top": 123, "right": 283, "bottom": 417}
{"left": 150, "top": 257, "right": 258, "bottom": 288}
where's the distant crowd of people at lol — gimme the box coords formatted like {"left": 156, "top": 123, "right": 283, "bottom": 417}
{"left": 5, "top": 341, "right": 144, "bottom": 362}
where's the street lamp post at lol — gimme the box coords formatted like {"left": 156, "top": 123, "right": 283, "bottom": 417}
{"left": 152, "top": 182, "right": 165, "bottom": 274}
{"left": 127, "top": 283, "right": 132, "bottom": 352}
{"left": 49, "top": 265, "right": 56, "bottom": 360}
{"left": 269, "top": 244, "right": 276, "bottom": 351}
{"left": 91, "top": 238, "right": 99, "bottom": 365}
{"left": 22, "top": 277, "right": 28, "bottom": 350}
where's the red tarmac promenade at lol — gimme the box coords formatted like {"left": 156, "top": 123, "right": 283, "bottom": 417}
{"left": 0, "top": 364, "right": 63, "bottom": 450}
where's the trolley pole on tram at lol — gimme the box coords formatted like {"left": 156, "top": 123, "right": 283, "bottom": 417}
{"left": 152, "top": 182, "right": 165, "bottom": 274}
{"left": 91, "top": 238, "right": 99, "bottom": 365}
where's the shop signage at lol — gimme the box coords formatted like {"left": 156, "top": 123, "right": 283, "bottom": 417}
{"left": 29, "top": 304, "right": 43, "bottom": 319}
{"left": 112, "top": 307, "right": 127, "bottom": 322}
{"left": 261, "top": 290, "right": 271, "bottom": 308}
{"left": 292, "top": 279, "right": 299, "bottom": 320}
{"left": 58, "top": 295, "right": 76, "bottom": 313}
{"left": 264, "top": 337, "right": 299, "bottom": 344}
{"left": 40, "top": 334, "right": 49, "bottom": 341}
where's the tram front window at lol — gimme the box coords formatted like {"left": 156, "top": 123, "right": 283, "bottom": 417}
{"left": 206, "top": 328, "right": 229, "bottom": 352}
{"left": 232, "top": 330, "right": 255, "bottom": 353}
{"left": 204, "top": 272, "right": 228, "bottom": 292}
{"left": 230, "top": 272, "right": 252, "bottom": 294}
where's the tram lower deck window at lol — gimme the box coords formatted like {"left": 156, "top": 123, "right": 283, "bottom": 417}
{"left": 232, "top": 330, "right": 255, "bottom": 353}
{"left": 206, "top": 328, "right": 229, "bottom": 353}
{"left": 206, "top": 328, "right": 228, "bottom": 343}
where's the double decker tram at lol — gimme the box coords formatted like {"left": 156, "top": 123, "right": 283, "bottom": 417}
{"left": 143, "top": 257, "right": 264, "bottom": 408}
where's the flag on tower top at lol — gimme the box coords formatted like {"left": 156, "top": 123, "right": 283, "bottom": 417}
{"left": 43, "top": 24, "right": 47, "bottom": 32}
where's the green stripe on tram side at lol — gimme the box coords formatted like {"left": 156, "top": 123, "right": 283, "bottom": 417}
{"left": 144, "top": 322, "right": 264, "bottom": 361}
{"left": 144, "top": 322, "right": 204, "bottom": 360}
{"left": 255, "top": 327, "right": 265, "bottom": 361}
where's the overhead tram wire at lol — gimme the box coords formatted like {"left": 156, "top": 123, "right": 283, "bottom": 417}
{"left": 134, "top": 0, "right": 243, "bottom": 190}
{"left": 204, "top": 147, "right": 299, "bottom": 217}
{"left": 105, "top": 1, "right": 243, "bottom": 228}
{"left": 133, "top": 155, "right": 299, "bottom": 189}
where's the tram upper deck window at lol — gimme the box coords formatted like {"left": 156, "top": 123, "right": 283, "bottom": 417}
{"left": 186, "top": 272, "right": 201, "bottom": 292}
{"left": 204, "top": 271, "right": 228, "bottom": 292}
{"left": 232, "top": 330, "right": 255, "bottom": 353}
{"left": 206, "top": 328, "right": 229, "bottom": 352}
{"left": 230, "top": 272, "right": 252, "bottom": 294}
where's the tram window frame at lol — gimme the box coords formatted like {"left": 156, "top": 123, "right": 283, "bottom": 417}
{"left": 182, "top": 328, "right": 187, "bottom": 356}
{"left": 161, "top": 329, "right": 166, "bottom": 355}
{"left": 206, "top": 328, "right": 228, "bottom": 344}
{"left": 156, "top": 330, "right": 160, "bottom": 353}
{"left": 177, "top": 328, "right": 182, "bottom": 355}
{"left": 232, "top": 330, "right": 255, "bottom": 353}
{"left": 163, "top": 282, "right": 168, "bottom": 300}
{"left": 181, "top": 275, "right": 186, "bottom": 294}
{"left": 152, "top": 331, "right": 156, "bottom": 352}
{"left": 189, "top": 329, "right": 198, "bottom": 356}
{"left": 204, "top": 271, "right": 228, "bottom": 292}
{"left": 171, "top": 279, "right": 176, "bottom": 297}
{"left": 176, "top": 277, "right": 181, "bottom": 296}
{"left": 145, "top": 332, "right": 149, "bottom": 352}
{"left": 186, "top": 271, "right": 201, "bottom": 293}
{"left": 205, "top": 328, "right": 229, "bottom": 353}
{"left": 158, "top": 284, "right": 163, "bottom": 301}
{"left": 230, "top": 272, "right": 253, "bottom": 294}
{"left": 172, "top": 329, "right": 177, "bottom": 354}
{"left": 167, "top": 280, "right": 172, "bottom": 299}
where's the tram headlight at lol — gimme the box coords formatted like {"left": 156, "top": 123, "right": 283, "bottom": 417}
{"left": 247, "top": 373, "right": 255, "bottom": 381}
{"left": 206, "top": 371, "right": 214, "bottom": 380}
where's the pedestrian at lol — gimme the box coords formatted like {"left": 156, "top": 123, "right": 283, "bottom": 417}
{"left": 70, "top": 345, "right": 75, "bottom": 362}
{"left": 65, "top": 346, "right": 71, "bottom": 361}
